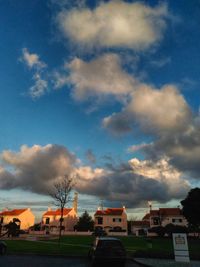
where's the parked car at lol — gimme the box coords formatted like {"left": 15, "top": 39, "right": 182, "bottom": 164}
{"left": 88, "top": 237, "right": 126, "bottom": 266}
{"left": 0, "top": 241, "right": 7, "bottom": 255}
{"left": 92, "top": 228, "right": 107, "bottom": 237}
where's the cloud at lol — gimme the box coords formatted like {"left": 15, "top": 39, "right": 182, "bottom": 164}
{"left": 103, "top": 84, "right": 191, "bottom": 135}
{"left": 0, "top": 144, "right": 191, "bottom": 207}
{"left": 29, "top": 74, "right": 48, "bottom": 98}
{"left": 75, "top": 158, "right": 190, "bottom": 207}
{"left": 127, "top": 143, "right": 152, "bottom": 153}
{"left": 21, "top": 48, "right": 46, "bottom": 70}
{"left": 85, "top": 149, "right": 96, "bottom": 164}
{"left": 144, "top": 119, "right": 200, "bottom": 177}
{"left": 67, "top": 53, "right": 136, "bottom": 101}
{"left": 20, "top": 48, "right": 49, "bottom": 99}
{"left": 0, "top": 144, "right": 76, "bottom": 194}
{"left": 57, "top": 1, "right": 168, "bottom": 50}
{"left": 102, "top": 111, "right": 132, "bottom": 135}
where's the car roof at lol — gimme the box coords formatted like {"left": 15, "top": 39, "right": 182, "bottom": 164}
{"left": 96, "top": 237, "right": 121, "bottom": 241}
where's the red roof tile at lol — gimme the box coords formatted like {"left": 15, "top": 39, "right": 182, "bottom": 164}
{"left": 95, "top": 208, "right": 124, "bottom": 216}
{"left": 43, "top": 208, "right": 72, "bottom": 217}
{"left": 0, "top": 209, "right": 27, "bottom": 216}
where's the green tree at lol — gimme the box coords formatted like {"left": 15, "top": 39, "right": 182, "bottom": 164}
{"left": 75, "top": 211, "right": 94, "bottom": 231}
{"left": 181, "top": 188, "right": 200, "bottom": 232}
{"left": 148, "top": 226, "right": 165, "bottom": 237}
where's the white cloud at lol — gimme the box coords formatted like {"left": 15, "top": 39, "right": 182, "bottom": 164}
{"left": 21, "top": 48, "right": 46, "bottom": 69}
{"left": 57, "top": 1, "right": 168, "bottom": 50}
{"left": 127, "top": 84, "right": 191, "bottom": 133}
{"left": 128, "top": 157, "right": 190, "bottom": 199}
{"left": 127, "top": 142, "right": 152, "bottom": 153}
{"left": 29, "top": 74, "right": 48, "bottom": 98}
{"left": 68, "top": 53, "right": 136, "bottom": 101}
{"left": 103, "top": 84, "right": 191, "bottom": 134}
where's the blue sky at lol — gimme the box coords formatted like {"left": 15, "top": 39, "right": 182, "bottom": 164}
{"left": 0, "top": 0, "right": 200, "bottom": 221}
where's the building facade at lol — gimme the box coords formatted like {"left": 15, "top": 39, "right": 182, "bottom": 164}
{"left": 94, "top": 207, "right": 127, "bottom": 233}
{"left": 0, "top": 208, "right": 35, "bottom": 230}
{"left": 42, "top": 207, "right": 78, "bottom": 232}
{"left": 147, "top": 208, "right": 188, "bottom": 228}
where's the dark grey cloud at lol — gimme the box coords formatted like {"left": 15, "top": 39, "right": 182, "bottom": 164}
{"left": 0, "top": 144, "right": 76, "bottom": 195}
{"left": 75, "top": 159, "right": 190, "bottom": 208}
{"left": 102, "top": 112, "right": 132, "bottom": 136}
{"left": 143, "top": 119, "right": 200, "bottom": 177}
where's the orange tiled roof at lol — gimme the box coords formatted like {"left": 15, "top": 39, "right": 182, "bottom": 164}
{"left": 0, "top": 209, "right": 27, "bottom": 216}
{"left": 43, "top": 208, "right": 72, "bottom": 217}
{"left": 95, "top": 208, "right": 124, "bottom": 216}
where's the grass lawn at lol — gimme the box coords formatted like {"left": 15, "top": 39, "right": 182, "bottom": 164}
{"left": 2, "top": 236, "right": 200, "bottom": 259}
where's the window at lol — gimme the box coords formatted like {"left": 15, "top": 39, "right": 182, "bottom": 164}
{"left": 97, "top": 217, "right": 103, "bottom": 225}
{"left": 172, "top": 218, "right": 182, "bottom": 223}
{"left": 152, "top": 217, "right": 160, "bottom": 225}
{"left": 45, "top": 218, "right": 50, "bottom": 224}
{"left": 0, "top": 217, "right": 3, "bottom": 224}
{"left": 113, "top": 218, "right": 122, "bottom": 222}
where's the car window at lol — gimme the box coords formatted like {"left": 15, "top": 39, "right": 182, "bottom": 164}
{"left": 98, "top": 240, "right": 123, "bottom": 248}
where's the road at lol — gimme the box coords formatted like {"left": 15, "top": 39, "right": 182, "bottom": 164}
{"left": 0, "top": 255, "right": 142, "bottom": 267}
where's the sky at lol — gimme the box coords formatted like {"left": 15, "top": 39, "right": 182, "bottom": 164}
{"left": 0, "top": 0, "right": 200, "bottom": 222}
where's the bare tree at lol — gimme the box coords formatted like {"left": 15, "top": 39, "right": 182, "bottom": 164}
{"left": 50, "top": 174, "right": 74, "bottom": 241}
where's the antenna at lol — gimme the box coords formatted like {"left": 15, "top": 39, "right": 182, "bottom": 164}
{"left": 148, "top": 201, "right": 152, "bottom": 211}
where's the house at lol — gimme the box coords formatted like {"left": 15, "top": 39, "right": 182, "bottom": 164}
{"left": 94, "top": 207, "right": 127, "bottom": 233}
{"left": 146, "top": 208, "right": 187, "bottom": 228}
{"left": 131, "top": 220, "right": 150, "bottom": 236}
{"left": 131, "top": 207, "right": 187, "bottom": 236}
{"left": 41, "top": 193, "right": 78, "bottom": 232}
{"left": 42, "top": 207, "right": 78, "bottom": 232}
{"left": 0, "top": 208, "right": 35, "bottom": 230}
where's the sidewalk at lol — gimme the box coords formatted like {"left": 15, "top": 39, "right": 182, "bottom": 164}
{"left": 134, "top": 258, "right": 200, "bottom": 267}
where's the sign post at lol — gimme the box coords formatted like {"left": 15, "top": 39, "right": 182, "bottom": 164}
{"left": 172, "top": 233, "right": 190, "bottom": 262}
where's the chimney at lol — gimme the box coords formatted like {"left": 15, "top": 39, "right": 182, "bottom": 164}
{"left": 73, "top": 192, "right": 78, "bottom": 214}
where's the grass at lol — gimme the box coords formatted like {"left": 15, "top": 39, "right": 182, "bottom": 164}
{"left": 2, "top": 236, "right": 200, "bottom": 259}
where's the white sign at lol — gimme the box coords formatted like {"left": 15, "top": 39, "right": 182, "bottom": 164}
{"left": 172, "top": 233, "right": 190, "bottom": 262}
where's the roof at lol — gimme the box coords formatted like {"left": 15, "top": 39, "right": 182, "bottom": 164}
{"left": 43, "top": 208, "right": 72, "bottom": 217}
{"left": 0, "top": 209, "right": 27, "bottom": 216}
{"left": 142, "top": 213, "right": 150, "bottom": 220}
{"left": 149, "top": 208, "right": 182, "bottom": 217}
{"left": 132, "top": 220, "right": 150, "bottom": 227}
{"left": 95, "top": 208, "right": 124, "bottom": 216}
{"left": 159, "top": 208, "right": 182, "bottom": 216}
{"left": 96, "top": 237, "right": 121, "bottom": 241}
{"left": 142, "top": 208, "right": 183, "bottom": 221}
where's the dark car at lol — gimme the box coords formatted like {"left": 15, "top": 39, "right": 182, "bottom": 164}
{"left": 92, "top": 228, "right": 107, "bottom": 237}
{"left": 0, "top": 241, "right": 7, "bottom": 255}
{"left": 88, "top": 237, "right": 126, "bottom": 267}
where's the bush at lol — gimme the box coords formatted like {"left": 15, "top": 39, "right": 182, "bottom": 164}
{"left": 148, "top": 226, "right": 165, "bottom": 237}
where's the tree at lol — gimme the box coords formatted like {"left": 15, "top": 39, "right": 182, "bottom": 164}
{"left": 50, "top": 174, "right": 74, "bottom": 241}
{"left": 148, "top": 226, "right": 165, "bottom": 237}
{"left": 75, "top": 211, "right": 94, "bottom": 231}
{"left": 181, "top": 188, "right": 200, "bottom": 232}
{"left": 165, "top": 223, "right": 188, "bottom": 237}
